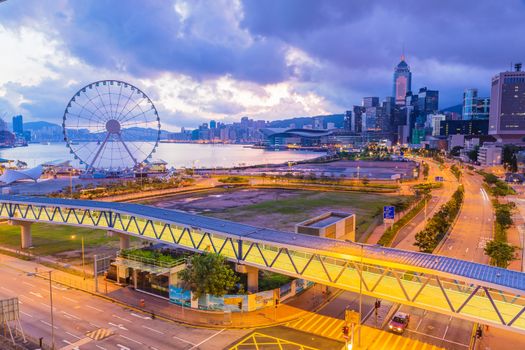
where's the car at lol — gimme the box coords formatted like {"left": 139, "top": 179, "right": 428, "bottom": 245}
{"left": 388, "top": 312, "right": 410, "bottom": 333}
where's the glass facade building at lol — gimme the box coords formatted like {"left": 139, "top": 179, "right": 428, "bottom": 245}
{"left": 393, "top": 58, "right": 412, "bottom": 105}
{"left": 489, "top": 66, "right": 525, "bottom": 143}
{"left": 462, "top": 88, "right": 490, "bottom": 120}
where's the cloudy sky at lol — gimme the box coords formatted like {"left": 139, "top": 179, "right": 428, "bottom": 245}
{"left": 0, "top": 0, "right": 523, "bottom": 131}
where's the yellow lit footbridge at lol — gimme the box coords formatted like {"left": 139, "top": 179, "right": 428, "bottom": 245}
{"left": 1, "top": 195, "right": 525, "bottom": 334}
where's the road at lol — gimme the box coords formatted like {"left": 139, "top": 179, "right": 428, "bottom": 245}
{"left": 393, "top": 159, "right": 458, "bottom": 250}
{"left": 0, "top": 254, "right": 249, "bottom": 350}
{"left": 438, "top": 169, "right": 493, "bottom": 263}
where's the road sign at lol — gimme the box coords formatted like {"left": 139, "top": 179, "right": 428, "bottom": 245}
{"left": 435, "top": 176, "right": 444, "bottom": 182}
{"left": 383, "top": 206, "right": 395, "bottom": 220}
{"left": 345, "top": 309, "right": 360, "bottom": 324}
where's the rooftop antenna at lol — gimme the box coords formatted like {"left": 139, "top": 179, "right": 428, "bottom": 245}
{"left": 401, "top": 43, "right": 406, "bottom": 61}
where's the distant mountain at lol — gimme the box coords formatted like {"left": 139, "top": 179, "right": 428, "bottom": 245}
{"left": 24, "top": 121, "right": 61, "bottom": 130}
{"left": 440, "top": 104, "right": 463, "bottom": 115}
{"left": 268, "top": 114, "right": 345, "bottom": 129}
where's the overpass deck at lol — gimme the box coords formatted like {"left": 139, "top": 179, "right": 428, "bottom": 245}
{"left": 0, "top": 195, "right": 524, "bottom": 334}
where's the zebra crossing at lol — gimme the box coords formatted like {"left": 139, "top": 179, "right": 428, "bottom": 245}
{"left": 286, "top": 313, "right": 447, "bottom": 349}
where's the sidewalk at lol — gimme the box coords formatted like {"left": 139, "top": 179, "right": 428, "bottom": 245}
{"left": 0, "top": 252, "right": 337, "bottom": 329}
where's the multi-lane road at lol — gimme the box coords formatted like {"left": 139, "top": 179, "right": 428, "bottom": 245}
{"left": 0, "top": 254, "right": 249, "bottom": 350}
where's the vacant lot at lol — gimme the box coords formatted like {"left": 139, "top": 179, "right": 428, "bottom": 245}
{"left": 145, "top": 188, "right": 407, "bottom": 239}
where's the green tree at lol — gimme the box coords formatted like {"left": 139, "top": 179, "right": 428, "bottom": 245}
{"left": 414, "top": 229, "right": 436, "bottom": 253}
{"left": 450, "top": 146, "right": 463, "bottom": 157}
{"left": 484, "top": 240, "right": 516, "bottom": 268}
{"left": 468, "top": 146, "right": 479, "bottom": 162}
{"left": 178, "top": 253, "right": 239, "bottom": 299}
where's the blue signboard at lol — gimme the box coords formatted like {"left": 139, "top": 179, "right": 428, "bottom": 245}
{"left": 383, "top": 206, "right": 395, "bottom": 220}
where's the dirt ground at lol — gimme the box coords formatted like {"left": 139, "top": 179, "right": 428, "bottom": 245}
{"left": 142, "top": 188, "right": 404, "bottom": 238}
{"left": 145, "top": 188, "right": 301, "bottom": 214}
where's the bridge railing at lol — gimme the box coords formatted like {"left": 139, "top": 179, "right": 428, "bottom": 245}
{"left": 1, "top": 200, "right": 524, "bottom": 333}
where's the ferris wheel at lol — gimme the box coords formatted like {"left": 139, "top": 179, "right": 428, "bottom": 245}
{"left": 62, "top": 80, "right": 161, "bottom": 172}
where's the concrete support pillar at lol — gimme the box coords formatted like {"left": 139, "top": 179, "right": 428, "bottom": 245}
{"left": 10, "top": 220, "right": 32, "bottom": 249}
{"left": 133, "top": 269, "right": 138, "bottom": 289}
{"left": 236, "top": 264, "right": 259, "bottom": 293}
{"left": 119, "top": 234, "right": 130, "bottom": 250}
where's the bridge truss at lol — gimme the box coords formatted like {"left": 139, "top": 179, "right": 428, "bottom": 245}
{"left": 0, "top": 195, "right": 524, "bottom": 334}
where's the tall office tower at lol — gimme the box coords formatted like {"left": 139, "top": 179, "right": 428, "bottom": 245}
{"left": 344, "top": 110, "right": 352, "bottom": 131}
{"left": 393, "top": 56, "right": 412, "bottom": 106}
{"left": 313, "top": 117, "right": 324, "bottom": 129}
{"left": 489, "top": 63, "right": 525, "bottom": 144}
{"left": 362, "top": 97, "right": 379, "bottom": 108}
{"left": 209, "top": 120, "right": 217, "bottom": 129}
{"left": 12, "top": 115, "right": 23, "bottom": 134}
{"left": 352, "top": 106, "right": 365, "bottom": 133}
{"left": 416, "top": 87, "right": 439, "bottom": 122}
{"left": 380, "top": 97, "right": 395, "bottom": 132}
{"left": 463, "top": 88, "right": 490, "bottom": 120}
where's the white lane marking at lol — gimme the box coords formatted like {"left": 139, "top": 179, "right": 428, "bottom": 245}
{"left": 40, "top": 302, "right": 51, "bottom": 308}
{"left": 116, "top": 344, "right": 131, "bottom": 350}
{"left": 62, "top": 311, "right": 81, "bottom": 320}
{"left": 405, "top": 328, "right": 469, "bottom": 347}
{"left": 95, "top": 346, "right": 107, "bottom": 350}
{"left": 112, "top": 314, "right": 132, "bottom": 323}
{"left": 19, "top": 295, "right": 34, "bottom": 302}
{"left": 40, "top": 320, "right": 58, "bottom": 329}
{"left": 172, "top": 335, "right": 196, "bottom": 346}
{"left": 108, "top": 322, "right": 128, "bottom": 331}
{"left": 141, "top": 325, "right": 164, "bottom": 334}
{"left": 52, "top": 285, "right": 67, "bottom": 291}
{"left": 131, "top": 312, "right": 151, "bottom": 320}
{"left": 189, "top": 329, "right": 225, "bottom": 350}
{"left": 0, "top": 286, "right": 14, "bottom": 293}
{"left": 20, "top": 311, "right": 33, "bottom": 318}
{"left": 63, "top": 296, "right": 78, "bottom": 303}
{"left": 22, "top": 281, "right": 35, "bottom": 287}
{"left": 18, "top": 300, "right": 23, "bottom": 304}
{"left": 66, "top": 331, "right": 82, "bottom": 340}
{"left": 29, "top": 292, "right": 43, "bottom": 298}
{"left": 119, "top": 334, "right": 143, "bottom": 345}
{"left": 90, "top": 322, "right": 101, "bottom": 328}
{"left": 85, "top": 305, "right": 103, "bottom": 312}
{"left": 465, "top": 248, "right": 469, "bottom": 254}
{"left": 62, "top": 340, "right": 72, "bottom": 345}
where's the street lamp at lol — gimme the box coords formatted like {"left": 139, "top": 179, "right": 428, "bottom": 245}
{"left": 28, "top": 270, "right": 54, "bottom": 349}
{"left": 71, "top": 235, "right": 85, "bottom": 279}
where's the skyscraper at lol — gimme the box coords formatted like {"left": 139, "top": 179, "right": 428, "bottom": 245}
{"left": 489, "top": 64, "right": 525, "bottom": 144}
{"left": 393, "top": 56, "right": 412, "bottom": 106}
{"left": 12, "top": 115, "right": 23, "bottom": 134}
{"left": 463, "top": 88, "right": 490, "bottom": 120}
{"left": 416, "top": 87, "right": 439, "bottom": 121}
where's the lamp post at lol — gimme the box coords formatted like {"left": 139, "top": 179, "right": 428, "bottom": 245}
{"left": 28, "top": 270, "right": 54, "bottom": 349}
{"left": 358, "top": 243, "right": 363, "bottom": 347}
{"left": 71, "top": 235, "right": 85, "bottom": 279}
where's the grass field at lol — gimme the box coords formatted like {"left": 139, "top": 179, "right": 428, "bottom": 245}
{"left": 0, "top": 223, "right": 116, "bottom": 255}
{"left": 206, "top": 191, "right": 407, "bottom": 239}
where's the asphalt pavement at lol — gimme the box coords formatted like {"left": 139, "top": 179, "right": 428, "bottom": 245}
{"left": 0, "top": 254, "right": 249, "bottom": 350}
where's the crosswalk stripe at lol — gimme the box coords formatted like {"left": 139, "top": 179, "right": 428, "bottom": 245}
{"left": 299, "top": 315, "right": 321, "bottom": 331}
{"left": 323, "top": 319, "right": 344, "bottom": 338}
{"left": 304, "top": 315, "right": 331, "bottom": 333}
{"left": 376, "top": 332, "right": 394, "bottom": 350}
{"left": 312, "top": 317, "right": 339, "bottom": 338}
{"left": 399, "top": 336, "right": 412, "bottom": 350}
{"left": 307, "top": 315, "right": 333, "bottom": 334}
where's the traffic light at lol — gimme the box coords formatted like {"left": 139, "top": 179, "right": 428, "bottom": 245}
{"left": 238, "top": 301, "right": 242, "bottom": 310}
{"left": 342, "top": 325, "right": 349, "bottom": 336}
{"left": 374, "top": 300, "right": 381, "bottom": 309}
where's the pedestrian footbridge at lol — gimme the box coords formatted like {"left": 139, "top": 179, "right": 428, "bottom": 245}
{"left": 1, "top": 195, "right": 524, "bottom": 334}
